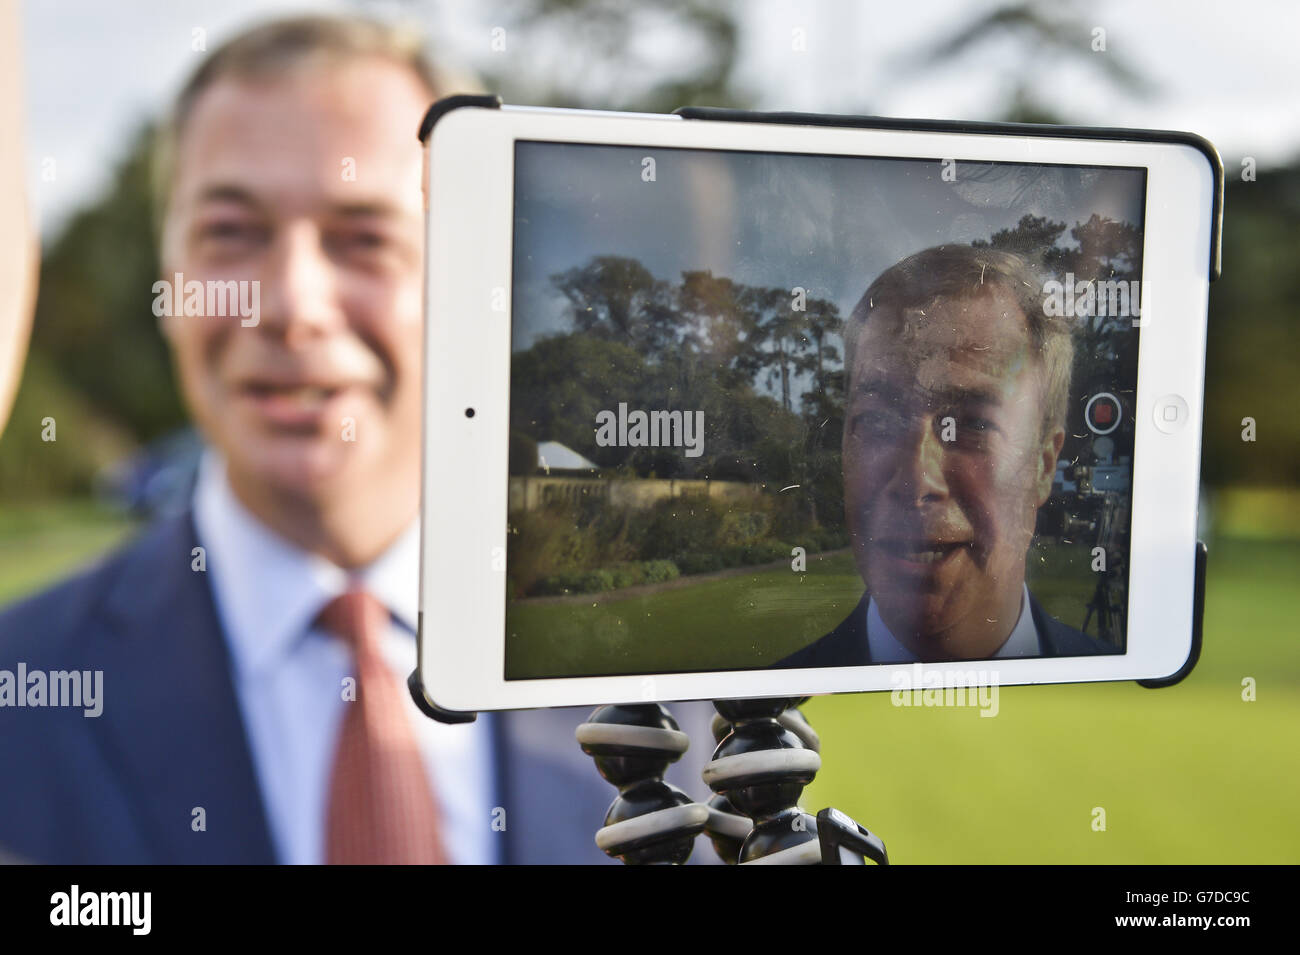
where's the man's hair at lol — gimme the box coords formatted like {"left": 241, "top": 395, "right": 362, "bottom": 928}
{"left": 843, "top": 244, "right": 1074, "bottom": 439}
{"left": 151, "top": 14, "right": 477, "bottom": 235}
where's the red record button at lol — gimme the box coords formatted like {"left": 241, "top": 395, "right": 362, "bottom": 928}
{"left": 1084, "top": 392, "right": 1122, "bottom": 435}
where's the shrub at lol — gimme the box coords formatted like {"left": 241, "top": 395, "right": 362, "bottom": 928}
{"left": 716, "top": 510, "right": 770, "bottom": 547}
{"left": 635, "top": 497, "right": 724, "bottom": 560}
{"left": 608, "top": 563, "right": 645, "bottom": 589}
{"left": 531, "top": 572, "right": 576, "bottom": 596}
{"left": 533, "top": 568, "right": 616, "bottom": 596}
{"left": 531, "top": 560, "right": 679, "bottom": 596}
{"left": 714, "top": 546, "right": 744, "bottom": 569}
{"left": 675, "top": 552, "right": 725, "bottom": 575}
{"left": 640, "top": 559, "right": 680, "bottom": 584}
{"left": 576, "top": 569, "right": 615, "bottom": 593}
{"left": 588, "top": 506, "right": 640, "bottom": 564}
{"left": 508, "top": 505, "right": 600, "bottom": 596}
{"left": 818, "top": 526, "right": 850, "bottom": 550}
{"left": 743, "top": 539, "right": 791, "bottom": 565}
{"left": 767, "top": 492, "right": 813, "bottom": 542}
{"left": 780, "top": 525, "right": 850, "bottom": 555}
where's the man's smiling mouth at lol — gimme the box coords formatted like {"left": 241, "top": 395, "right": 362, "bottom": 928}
{"left": 243, "top": 382, "right": 342, "bottom": 407}
{"left": 234, "top": 378, "right": 368, "bottom": 431}
{"left": 875, "top": 539, "right": 971, "bottom": 567}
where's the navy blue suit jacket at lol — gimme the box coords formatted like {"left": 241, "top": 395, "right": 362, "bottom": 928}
{"left": 0, "top": 513, "right": 719, "bottom": 864}
{"left": 778, "top": 591, "right": 1118, "bottom": 668}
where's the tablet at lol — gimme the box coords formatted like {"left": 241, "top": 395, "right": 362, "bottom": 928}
{"left": 415, "top": 98, "right": 1219, "bottom": 712}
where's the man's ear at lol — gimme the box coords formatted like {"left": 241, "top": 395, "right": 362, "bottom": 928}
{"left": 1035, "top": 425, "right": 1065, "bottom": 505}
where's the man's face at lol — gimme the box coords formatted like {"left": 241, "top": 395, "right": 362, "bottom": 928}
{"left": 842, "top": 286, "right": 1063, "bottom": 659}
{"left": 161, "top": 59, "right": 428, "bottom": 505}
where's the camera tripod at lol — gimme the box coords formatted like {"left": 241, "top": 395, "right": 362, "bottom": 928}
{"left": 575, "top": 697, "right": 889, "bottom": 865}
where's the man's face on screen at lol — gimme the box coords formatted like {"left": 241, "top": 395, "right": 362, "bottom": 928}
{"left": 160, "top": 59, "right": 428, "bottom": 505}
{"left": 842, "top": 286, "right": 1061, "bottom": 660}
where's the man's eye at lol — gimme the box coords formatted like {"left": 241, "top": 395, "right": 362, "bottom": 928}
{"left": 849, "top": 408, "right": 906, "bottom": 439}
{"left": 941, "top": 414, "right": 999, "bottom": 446}
{"left": 331, "top": 231, "right": 390, "bottom": 253}
{"left": 197, "top": 222, "right": 263, "bottom": 245}
{"left": 200, "top": 223, "right": 240, "bottom": 238}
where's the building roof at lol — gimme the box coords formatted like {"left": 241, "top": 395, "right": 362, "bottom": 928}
{"left": 536, "top": 440, "right": 599, "bottom": 472}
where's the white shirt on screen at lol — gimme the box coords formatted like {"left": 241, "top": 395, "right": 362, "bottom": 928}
{"left": 865, "top": 583, "right": 1041, "bottom": 663}
{"left": 192, "top": 451, "right": 499, "bottom": 865}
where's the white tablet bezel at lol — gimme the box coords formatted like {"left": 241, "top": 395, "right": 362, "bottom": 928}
{"left": 418, "top": 103, "right": 1214, "bottom": 712}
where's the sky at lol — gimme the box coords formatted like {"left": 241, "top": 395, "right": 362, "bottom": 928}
{"left": 512, "top": 141, "right": 1146, "bottom": 350}
{"left": 17, "top": 0, "right": 1300, "bottom": 240}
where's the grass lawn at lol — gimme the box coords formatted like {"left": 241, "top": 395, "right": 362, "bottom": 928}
{"left": 801, "top": 536, "right": 1300, "bottom": 863}
{"left": 0, "top": 501, "right": 139, "bottom": 606}
{"left": 506, "top": 550, "right": 865, "bottom": 677}
{"left": 509, "top": 534, "right": 1300, "bottom": 862}
{"left": 2, "top": 502, "right": 1296, "bottom": 863}
{"left": 506, "top": 538, "right": 1106, "bottom": 678}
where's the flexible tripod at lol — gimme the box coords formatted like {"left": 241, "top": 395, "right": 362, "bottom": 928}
{"left": 576, "top": 697, "right": 889, "bottom": 865}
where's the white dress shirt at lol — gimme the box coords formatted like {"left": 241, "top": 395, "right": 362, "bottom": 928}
{"left": 192, "top": 451, "right": 499, "bottom": 865}
{"left": 865, "top": 583, "right": 1041, "bottom": 663}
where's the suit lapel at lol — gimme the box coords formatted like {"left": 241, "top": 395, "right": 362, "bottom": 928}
{"left": 90, "top": 514, "right": 277, "bottom": 863}
{"left": 1027, "top": 590, "right": 1110, "bottom": 655}
{"left": 492, "top": 701, "right": 737, "bottom": 865}
{"left": 774, "top": 593, "right": 870, "bottom": 668}
{"left": 492, "top": 707, "right": 617, "bottom": 865}
{"left": 1028, "top": 592, "right": 1054, "bottom": 654}
{"left": 820, "top": 593, "right": 871, "bottom": 665}
{"left": 847, "top": 593, "right": 871, "bottom": 663}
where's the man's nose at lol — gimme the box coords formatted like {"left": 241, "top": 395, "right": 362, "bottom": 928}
{"left": 255, "top": 222, "right": 345, "bottom": 345}
{"left": 887, "top": 417, "right": 950, "bottom": 506}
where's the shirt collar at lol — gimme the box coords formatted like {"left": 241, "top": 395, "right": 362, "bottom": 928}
{"left": 994, "top": 584, "right": 1041, "bottom": 659}
{"left": 192, "top": 450, "right": 419, "bottom": 676}
{"left": 866, "top": 583, "right": 1039, "bottom": 663}
{"left": 358, "top": 519, "right": 420, "bottom": 636}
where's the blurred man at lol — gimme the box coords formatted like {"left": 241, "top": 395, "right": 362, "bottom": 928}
{"left": 0, "top": 15, "right": 716, "bottom": 864}
{"left": 1, "top": 0, "right": 37, "bottom": 433}
{"left": 782, "top": 245, "right": 1115, "bottom": 666}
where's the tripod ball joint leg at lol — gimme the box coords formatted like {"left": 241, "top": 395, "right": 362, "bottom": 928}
{"left": 706, "top": 697, "right": 888, "bottom": 865}
{"left": 576, "top": 703, "right": 707, "bottom": 864}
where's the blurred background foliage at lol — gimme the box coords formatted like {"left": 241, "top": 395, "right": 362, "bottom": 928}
{"left": 2, "top": 0, "right": 1295, "bottom": 501}
{"left": 1, "top": 0, "right": 1297, "bottom": 864}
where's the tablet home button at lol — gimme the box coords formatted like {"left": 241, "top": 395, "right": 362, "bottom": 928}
{"left": 1153, "top": 395, "right": 1189, "bottom": 434}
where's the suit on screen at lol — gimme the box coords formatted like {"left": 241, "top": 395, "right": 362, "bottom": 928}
{"left": 778, "top": 591, "right": 1118, "bottom": 668}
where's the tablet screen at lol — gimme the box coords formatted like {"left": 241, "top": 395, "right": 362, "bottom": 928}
{"left": 505, "top": 140, "right": 1144, "bottom": 679}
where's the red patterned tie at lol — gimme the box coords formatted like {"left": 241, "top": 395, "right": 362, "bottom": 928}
{"left": 317, "top": 589, "right": 448, "bottom": 865}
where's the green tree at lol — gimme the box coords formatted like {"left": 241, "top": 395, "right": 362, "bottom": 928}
{"left": 551, "top": 255, "right": 679, "bottom": 354}
{"left": 796, "top": 295, "right": 842, "bottom": 398}
{"left": 896, "top": 0, "right": 1153, "bottom": 123}
{"left": 509, "top": 332, "right": 651, "bottom": 467}
{"left": 0, "top": 125, "right": 184, "bottom": 497}
{"left": 474, "top": 0, "right": 751, "bottom": 112}
{"left": 973, "top": 213, "right": 1067, "bottom": 263}
{"left": 741, "top": 285, "right": 808, "bottom": 412}
{"left": 1201, "top": 168, "right": 1300, "bottom": 486}
{"left": 678, "top": 269, "right": 749, "bottom": 373}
